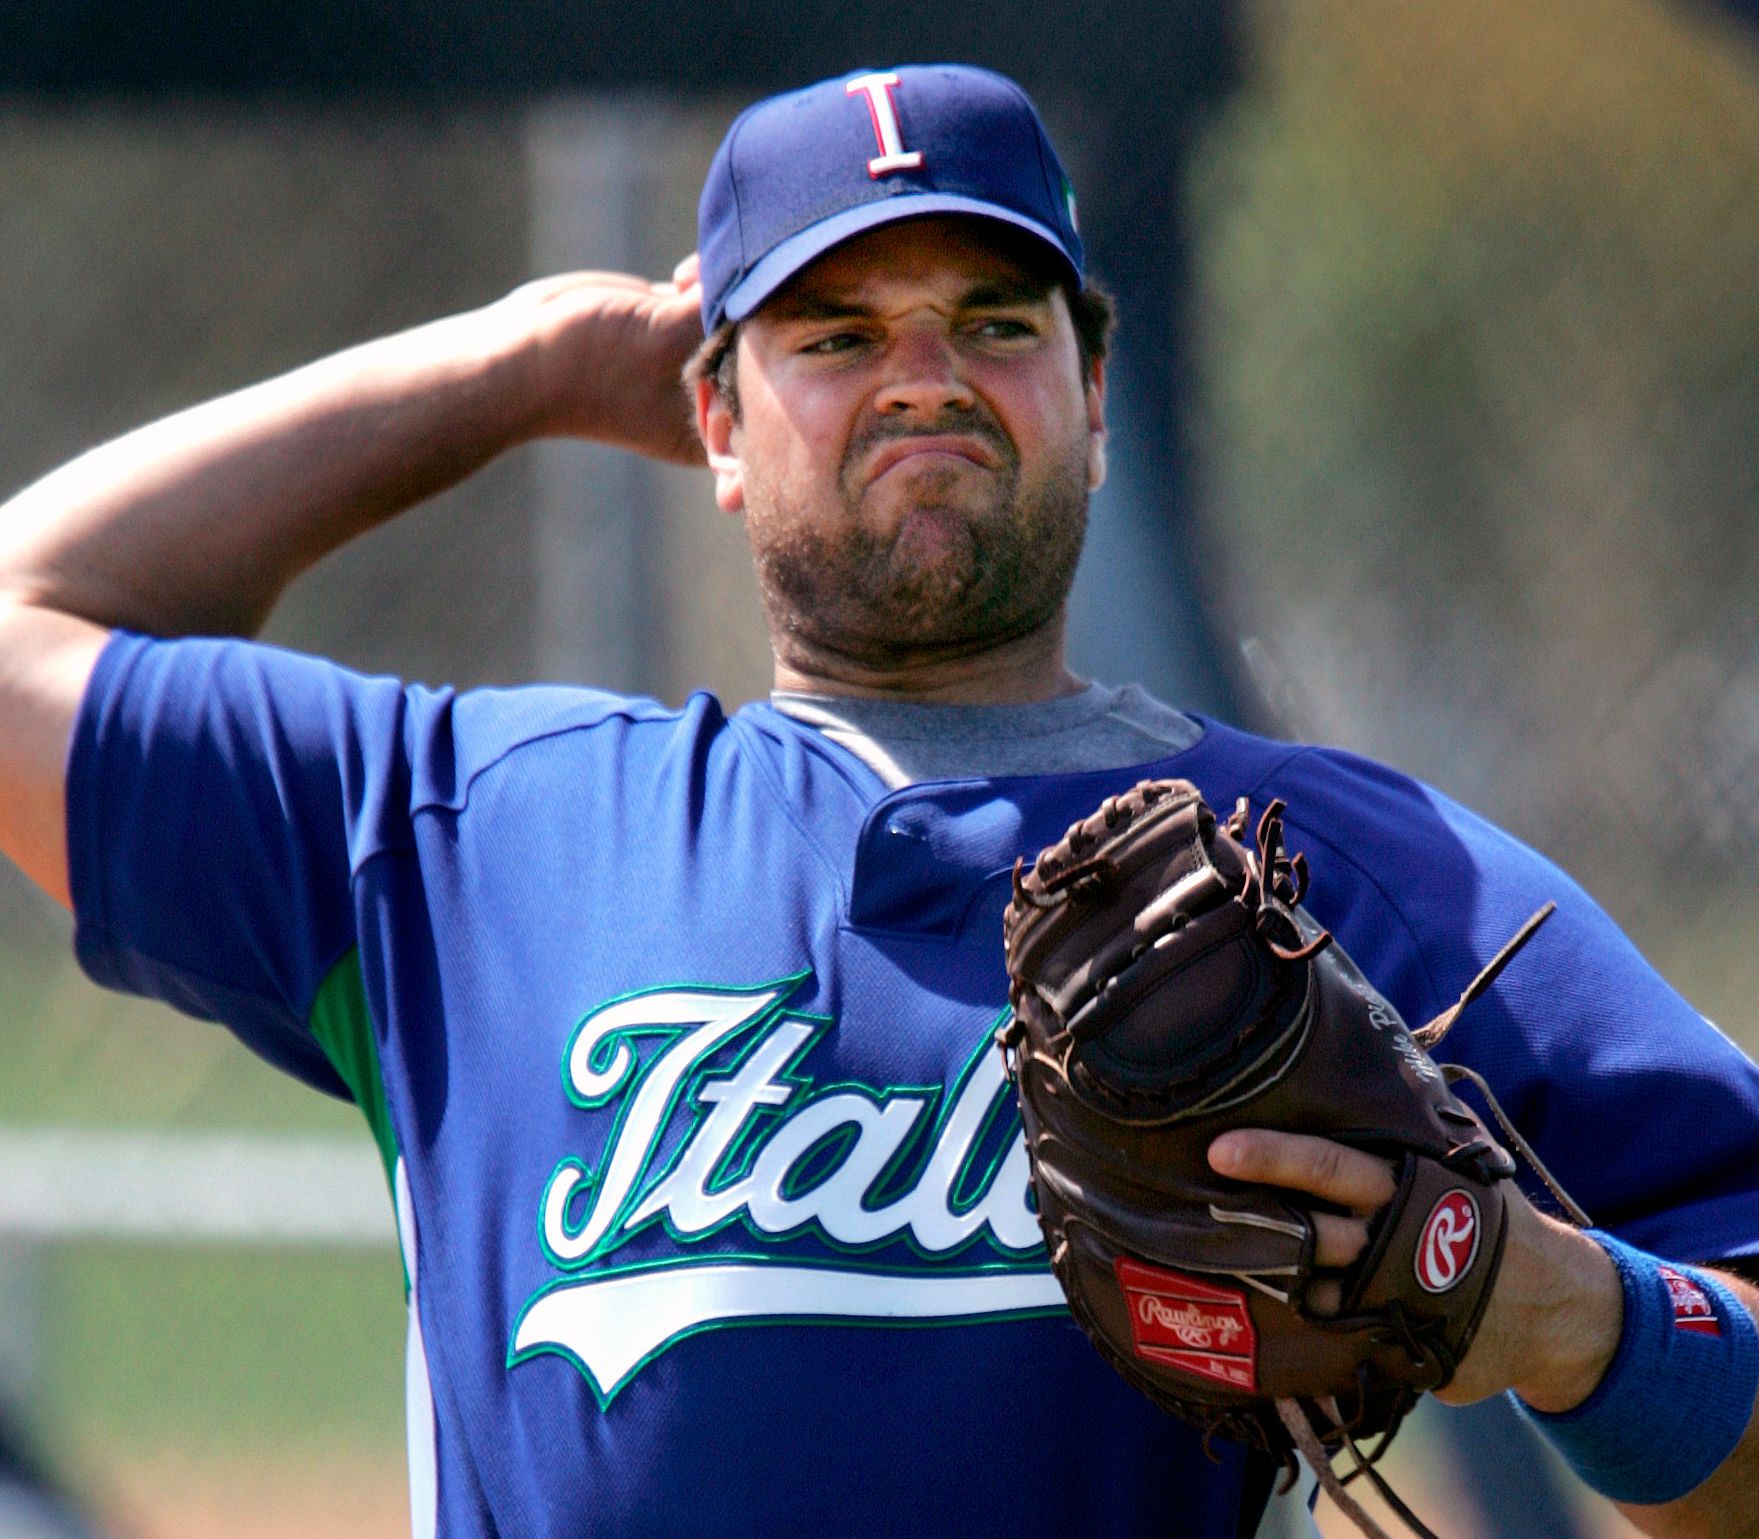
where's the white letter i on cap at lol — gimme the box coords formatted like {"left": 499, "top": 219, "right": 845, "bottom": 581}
{"left": 846, "top": 72, "right": 925, "bottom": 177}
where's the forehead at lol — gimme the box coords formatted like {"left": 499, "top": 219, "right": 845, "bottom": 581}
{"left": 755, "top": 215, "right": 1064, "bottom": 317}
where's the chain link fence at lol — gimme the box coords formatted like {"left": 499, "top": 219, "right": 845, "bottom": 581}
{"left": 1191, "top": 0, "right": 1759, "bottom": 1037}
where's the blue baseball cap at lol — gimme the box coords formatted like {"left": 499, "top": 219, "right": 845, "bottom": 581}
{"left": 697, "top": 64, "right": 1085, "bottom": 333}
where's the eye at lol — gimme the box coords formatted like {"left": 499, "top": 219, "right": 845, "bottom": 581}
{"left": 800, "top": 331, "right": 868, "bottom": 356}
{"left": 970, "top": 317, "right": 1037, "bottom": 341}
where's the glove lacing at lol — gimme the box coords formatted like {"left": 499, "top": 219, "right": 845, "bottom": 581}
{"left": 1005, "top": 788, "right": 1592, "bottom": 1539}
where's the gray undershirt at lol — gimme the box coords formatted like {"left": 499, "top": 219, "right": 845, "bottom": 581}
{"left": 771, "top": 683, "right": 1204, "bottom": 788}
{"left": 766, "top": 685, "right": 1317, "bottom": 1538}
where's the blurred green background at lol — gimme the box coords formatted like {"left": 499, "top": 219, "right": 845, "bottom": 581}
{"left": 1190, "top": 0, "right": 1759, "bottom": 1012}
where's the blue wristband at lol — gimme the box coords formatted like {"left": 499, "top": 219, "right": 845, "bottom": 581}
{"left": 1515, "top": 1231, "right": 1759, "bottom": 1504}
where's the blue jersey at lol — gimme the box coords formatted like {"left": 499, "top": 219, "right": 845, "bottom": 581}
{"left": 68, "top": 634, "right": 1759, "bottom": 1539}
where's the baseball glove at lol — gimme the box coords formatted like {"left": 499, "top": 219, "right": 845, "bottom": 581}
{"left": 999, "top": 780, "right": 1584, "bottom": 1539}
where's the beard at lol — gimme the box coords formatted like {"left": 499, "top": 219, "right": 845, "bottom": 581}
{"left": 742, "top": 414, "right": 1091, "bottom": 670}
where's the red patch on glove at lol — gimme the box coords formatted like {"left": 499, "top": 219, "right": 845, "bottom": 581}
{"left": 1115, "top": 1257, "right": 1258, "bottom": 1391}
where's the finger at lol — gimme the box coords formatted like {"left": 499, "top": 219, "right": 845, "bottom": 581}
{"left": 649, "top": 284, "right": 705, "bottom": 321}
{"left": 1312, "top": 1210, "right": 1371, "bottom": 1270}
{"left": 1208, "top": 1130, "right": 1398, "bottom": 1215}
{"left": 1304, "top": 1219, "right": 1371, "bottom": 1320}
{"left": 672, "top": 252, "right": 701, "bottom": 289}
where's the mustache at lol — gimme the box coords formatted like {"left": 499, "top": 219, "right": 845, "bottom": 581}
{"left": 843, "top": 412, "right": 1016, "bottom": 472}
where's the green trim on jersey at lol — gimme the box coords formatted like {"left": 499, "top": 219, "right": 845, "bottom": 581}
{"left": 307, "top": 947, "right": 399, "bottom": 1197}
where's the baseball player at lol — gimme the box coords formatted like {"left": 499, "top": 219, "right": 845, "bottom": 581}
{"left": 1, "top": 64, "right": 1757, "bottom": 1539}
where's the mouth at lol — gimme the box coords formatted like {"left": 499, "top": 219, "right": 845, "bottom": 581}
{"left": 862, "top": 435, "right": 1000, "bottom": 483}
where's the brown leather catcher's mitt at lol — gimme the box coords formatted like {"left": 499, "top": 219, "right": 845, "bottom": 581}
{"left": 999, "top": 780, "right": 1577, "bottom": 1539}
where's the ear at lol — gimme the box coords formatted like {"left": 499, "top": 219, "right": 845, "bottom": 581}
{"left": 1084, "top": 358, "right": 1108, "bottom": 493}
{"left": 695, "top": 377, "right": 745, "bottom": 514}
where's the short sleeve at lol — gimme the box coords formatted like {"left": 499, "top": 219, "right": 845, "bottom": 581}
{"left": 67, "top": 632, "right": 414, "bottom": 1096}
{"left": 1269, "top": 746, "right": 1759, "bottom": 1267}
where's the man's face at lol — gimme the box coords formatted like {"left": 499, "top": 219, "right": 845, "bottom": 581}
{"left": 699, "top": 217, "right": 1106, "bottom": 674}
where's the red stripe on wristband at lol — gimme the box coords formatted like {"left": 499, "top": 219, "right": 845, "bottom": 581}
{"left": 1659, "top": 1265, "right": 1722, "bottom": 1337}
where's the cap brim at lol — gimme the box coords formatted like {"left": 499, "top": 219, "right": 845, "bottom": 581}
{"left": 716, "top": 193, "right": 1082, "bottom": 326}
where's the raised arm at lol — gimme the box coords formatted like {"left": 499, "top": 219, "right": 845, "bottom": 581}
{"left": 0, "top": 266, "right": 704, "bottom": 907}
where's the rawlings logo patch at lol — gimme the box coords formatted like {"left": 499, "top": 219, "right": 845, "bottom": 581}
{"left": 1415, "top": 1191, "right": 1480, "bottom": 1294}
{"left": 1659, "top": 1265, "right": 1722, "bottom": 1337}
{"left": 1115, "top": 1257, "right": 1257, "bottom": 1391}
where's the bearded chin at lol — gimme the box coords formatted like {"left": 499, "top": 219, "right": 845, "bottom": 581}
{"left": 749, "top": 464, "right": 1090, "bottom": 665}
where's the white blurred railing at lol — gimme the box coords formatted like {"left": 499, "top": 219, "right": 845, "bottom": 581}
{"left": 0, "top": 1128, "right": 394, "bottom": 1404}
{"left": 0, "top": 1129, "right": 394, "bottom": 1246}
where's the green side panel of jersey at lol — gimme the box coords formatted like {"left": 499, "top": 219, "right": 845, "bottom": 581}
{"left": 307, "top": 947, "right": 399, "bottom": 1198}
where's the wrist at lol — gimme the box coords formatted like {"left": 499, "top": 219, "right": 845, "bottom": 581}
{"left": 1506, "top": 1214, "right": 1624, "bottom": 1413}
{"left": 487, "top": 273, "right": 705, "bottom": 460}
{"left": 1514, "top": 1233, "right": 1759, "bottom": 1505}
{"left": 1442, "top": 1195, "right": 1622, "bottom": 1411}
{"left": 471, "top": 287, "right": 575, "bottom": 446}
{"left": 488, "top": 276, "right": 647, "bottom": 445}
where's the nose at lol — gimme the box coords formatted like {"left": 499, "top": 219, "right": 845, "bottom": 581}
{"left": 873, "top": 323, "right": 976, "bottom": 417}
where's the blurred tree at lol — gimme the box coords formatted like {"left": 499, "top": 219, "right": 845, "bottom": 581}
{"left": 1185, "top": 0, "right": 1759, "bottom": 978}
